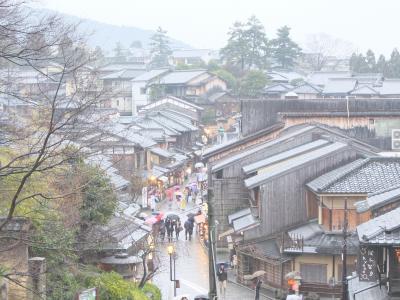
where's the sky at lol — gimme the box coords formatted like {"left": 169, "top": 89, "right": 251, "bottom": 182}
{"left": 39, "top": 0, "right": 400, "bottom": 56}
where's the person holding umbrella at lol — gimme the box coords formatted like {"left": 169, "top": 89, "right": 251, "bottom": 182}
{"left": 184, "top": 218, "right": 194, "bottom": 240}
{"left": 217, "top": 264, "right": 227, "bottom": 299}
{"left": 253, "top": 277, "right": 262, "bottom": 300}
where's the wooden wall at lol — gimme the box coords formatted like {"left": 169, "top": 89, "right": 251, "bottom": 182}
{"left": 245, "top": 147, "right": 358, "bottom": 239}
{"left": 241, "top": 98, "right": 400, "bottom": 150}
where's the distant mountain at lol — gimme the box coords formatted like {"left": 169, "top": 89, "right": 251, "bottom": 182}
{"left": 38, "top": 9, "right": 192, "bottom": 54}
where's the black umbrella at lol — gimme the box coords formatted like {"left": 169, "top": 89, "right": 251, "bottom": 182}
{"left": 187, "top": 213, "right": 195, "bottom": 218}
{"left": 166, "top": 214, "right": 180, "bottom": 221}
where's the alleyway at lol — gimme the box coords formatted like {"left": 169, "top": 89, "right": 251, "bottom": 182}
{"left": 151, "top": 199, "right": 209, "bottom": 299}
{"left": 150, "top": 196, "right": 274, "bottom": 300}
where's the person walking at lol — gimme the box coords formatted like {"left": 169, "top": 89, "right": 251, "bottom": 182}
{"left": 159, "top": 220, "right": 166, "bottom": 242}
{"left": 254, "top": 277, "right": 262, "bottom": 300}
{"left": 175, "top": 219, "right": 182, "bottom": 240}
{"left": 217, "top": 264, "right": 227, "bottom": 299}
{"left": 184, "top": 219, "right": 194, "bottom": 241}
{"left": 166, "top": 218, "right": 173, "bottom": 242}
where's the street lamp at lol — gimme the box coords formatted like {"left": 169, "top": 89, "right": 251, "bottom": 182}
{"left": 167, "top": 244, "right": 177, "bottom": 296}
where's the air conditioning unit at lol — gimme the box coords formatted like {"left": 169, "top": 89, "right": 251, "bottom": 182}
{"left": 392, "top": 129, "right": 400, "bottom": 150}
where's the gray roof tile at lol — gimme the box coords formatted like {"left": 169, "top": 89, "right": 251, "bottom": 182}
{"left": 309, "top": 158, "right": 400, "bottom": 194}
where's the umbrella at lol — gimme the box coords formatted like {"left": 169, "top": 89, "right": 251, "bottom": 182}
{"left": 243, "top": 270, "right": 266, "bottom": 280}
{"left": 166, "top": 214, "right": 180, "bottom": 221}
{"left": 195, "top": 162, "right": 205, "bottom": 168}
{"left": 187, "top": 213, "right": 196, "bottom": 218}
{"left": 139, "top": 212, "right": 148, "bottom": 218}
{"left": 144, "top": 216, "right": 159, "bottom": 225}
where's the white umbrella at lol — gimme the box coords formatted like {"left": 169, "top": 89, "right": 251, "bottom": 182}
{"left": 195, "top": 162, "right": 205, "bottom": 168}
{"left": 243, "top": 270, "right": 266, "bottom": 280}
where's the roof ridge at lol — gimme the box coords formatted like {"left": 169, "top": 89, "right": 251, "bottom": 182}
{"left": 318, "top": 158, "right": 369, "bottom": 191}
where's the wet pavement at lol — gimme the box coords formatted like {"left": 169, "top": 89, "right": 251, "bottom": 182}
{"left": 151, "top": 199, "right": 209, "bottom": 300}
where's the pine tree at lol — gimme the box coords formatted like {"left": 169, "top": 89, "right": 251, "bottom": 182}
{"left": 376, "top": 54, "right": 387, "bottom": 74}
{"left": 149, "top": 26, "right": 172, "bottom": 68}
{"left": 387, "top": 48, "right": 400, "bottom": 78}
{"left": 113, "top": 42, "right": 124, "bottom": 57}
{"left": 365, "top": 49, "right": 376, "bottom": 72}
{"left": 243, "top": 15, "right": 269, "bottom": 69}
{"left": 270, "top": 26, "right": 302, "bottom": 69}
{"left": 220, "top": 16, "right": 269, "bottom": 73}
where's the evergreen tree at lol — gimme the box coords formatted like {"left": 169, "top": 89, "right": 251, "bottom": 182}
{"left": 270, "top": 26, "right": 302, "bottom": 69}
{"left": 357, "top": 53, "right": 370, "bottom": 73}
{"left": 243, "top": 15, "right": 269, "bottom": 69}
{"left": 239, "top": 70, "right": 268, "bottom": 98}
{"left": 376, "top": 54, "right": 387, "bottom": 74}
{"left": 220, "top": 16, "right": 269, "bottom": 72}
{"left": 150, "top": 26, "right": 172, "bottom": 68}
{"left": 349, "top": 52, "right": 358, "bottom": 71}
{"left": 387, "top": 48, "right": 400, "bottom": 78}
{"left": 113, "top": 42, "right": 124, "bottom": 57}
{"left": 365, "top": 49, "right": 376, "bottom": 72}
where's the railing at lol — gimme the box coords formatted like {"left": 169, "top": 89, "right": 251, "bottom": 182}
{"left": 300, "top": 282, "right": 342, "bottom": 296}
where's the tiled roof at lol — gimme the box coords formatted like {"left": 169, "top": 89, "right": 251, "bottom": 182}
{"left": 290, "top": 82, "right": 322, "bottom": 94}
{"left": 132, "top": 68, "right": 170, "bottom": 82}
{"left": 101, "top": 69, "right": 145, "bottom": 80}
{"left": 150, "top": 147, "right": 173, "bottom": 158}
{"left": 242, "top": 139, "right": 329, "bottom": 175}
{"left": 240, "top": 238, "right": 287, "bottom": 260}
{"left": 355, "top": 185, "right": 400, "bottom": 213}
{"left": 307, "top": 159, "right": 366, "bottom": 192}
{"left": 307, "top": 71, "right": 351, "bottom": 87}
{"left": 308, "top": 157, "right": 400, "bottom": 194}
{"left": 244, "top": 142, "right": 347, "bottom": 189}
{"left": 158, "top": 70, "right": 207, "bottom": 84}
{"left": 378, "top": 79, "right": 400, "bottom": 95}
{"left": 349, "top": 84, "right": 379, "bottom": 95}
{"left": 357, "top": 207, "right": 400, "bottom": 244}
{"left": 263, "top": 83, "right": 293, "bottom": 93}
{"left": 211, "top": 125, "right": 316, "bottom": 172}
{"left": 323, "top": 78, "right": 357, "bottom": 94}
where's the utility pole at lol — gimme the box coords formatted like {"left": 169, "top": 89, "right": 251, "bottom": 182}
{"left": 342, "top": 197, "right": 349, "bottom": 300}
{"left": 208, "top": 188, "right": 217, "bottom": 299}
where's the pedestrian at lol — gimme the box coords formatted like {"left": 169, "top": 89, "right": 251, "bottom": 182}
{"left": 150, "top": 194, "right": 156, "bottom": 212}
{"left": 180, "top": 195, "right": 187, "bottom": 211}
{"left": 254, "top": 277, "right": 262, "bottom": 300}
{"left": 159, "top": 220, "right": 166, "bottom": 242}
{"left": 217, "top": 264, "right": 227, "bottom": 299}
{"left": 166, "top": 218, "right": 173, "bottom": 242}
{"left": 175, "top": 219, "right": 182, "bottom": 240}
{"left": 231, "top": 254, "right": 238, "bottom": 276}
{"left": 184, "top": 219, "right": 194, "bottom": 241}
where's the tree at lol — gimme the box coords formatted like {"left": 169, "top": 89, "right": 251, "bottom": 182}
{"left": 220, "top": 16, "right": 269, "bottom": 73}
{"left": 113, "top": 42, "right": 124, "bottom": 57}
{"left": 212, "top": 69, "right": 237, "bottom": 91}
{"left": 239, "top": 70, "right": 268, "bottom": 98}
{"left": 305, "top": 33, "right": 355, "bottom": 71}
{"left": 149, "top": 26, "right": 172, "bottom": 68}
{"left": 349, "top": 52, "right": 369, "bottom": 73}
{"left": 365, "top": 49, "right": 376, "bottom": 72}
{"left": 387, "top": 48, "right": 400, "bottom": 78}
{"left": 376, "top": 54, "right": 387, "bottom": 74}
{"left": 271, "top": 26, "right": 302, "bottom": 69}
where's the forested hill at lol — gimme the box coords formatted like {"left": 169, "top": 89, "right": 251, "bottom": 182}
{"left": 38, "top": 8, "right": 192, "bottom": 53}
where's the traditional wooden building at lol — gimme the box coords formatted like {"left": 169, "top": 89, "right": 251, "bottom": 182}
{"left": 240, "top": 98, "right": 400, "bottom": 150}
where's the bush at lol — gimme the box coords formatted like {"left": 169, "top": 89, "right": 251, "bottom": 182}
{"left": 86, "top": 271, "right": 149, "bottom": 300}
{"left": 142, "top": 283, "right": 162, "bottom": 300}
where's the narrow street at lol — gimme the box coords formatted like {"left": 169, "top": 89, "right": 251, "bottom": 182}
{"left": 150, "top": 197, "right": 274, "bottom": 300}
{"left": 152, "top": 199, "right": 209, "bottom": 299}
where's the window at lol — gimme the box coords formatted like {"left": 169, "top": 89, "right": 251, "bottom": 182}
{"left": 140, "top": 87, "right": 146, "bottom": 94}
{"left": 215, "top": 169, "right": 223, "bottom": 179}
{"left": 300, "top": 263, "right": 327, "bottom": 284}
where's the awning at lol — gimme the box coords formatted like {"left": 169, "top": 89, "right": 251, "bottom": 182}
{"left": 232, "top": 214, "right": 260, "bottom": 232}
{"left": 228, "top": 208, "right": 252, "bottom": 224}
{"left": 159, "top": 176, "right": 168, "bottom": 182}
{"left": 219, "top": 228, "right": 235, "bottom": 239}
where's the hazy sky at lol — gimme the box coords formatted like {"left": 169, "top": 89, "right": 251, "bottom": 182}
{"left": 40, "top": 0, "right": 400, "bottom": 56}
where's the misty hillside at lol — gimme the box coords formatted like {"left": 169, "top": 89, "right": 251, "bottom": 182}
{"left": 39, "top": 9, "right": 192, "bottom": 54}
